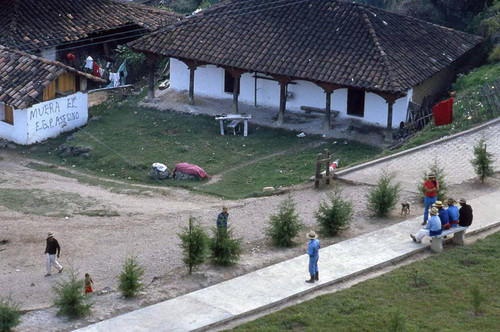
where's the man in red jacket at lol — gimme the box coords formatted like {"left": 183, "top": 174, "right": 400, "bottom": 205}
{"left": 422, "top": 174, "right": 439, "bottom": 225}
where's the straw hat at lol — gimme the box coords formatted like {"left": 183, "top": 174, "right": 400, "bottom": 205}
{"left": 459, "top": 198, "right": 467, "bottom": 204}
{"left": 307, "top": 231, "right": 318, "bottom": 239}
{"left": 47, "top": 232, "right": 54, "bottom": 238}
{"left": 447, "top": 198, "right": 456, "bottom": 205}
{"left": 433, "top": 201, "right": 443, "bottom": 208}
{"left": 428, "top": 174, "right": 436, "bottom": 178}
{"left": 430, "top": 207, "right": 439, "bottom": 215}
{"left": 222, "top": 206, "right": 228, "bottom": 212}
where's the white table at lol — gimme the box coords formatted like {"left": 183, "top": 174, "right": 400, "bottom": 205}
{"left": 215, "top": 114, "right": 252, "bottom": 137}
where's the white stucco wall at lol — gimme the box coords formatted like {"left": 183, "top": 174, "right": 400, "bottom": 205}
{"left": 170, "top": 58, "right": 410, "bottom": 128}
{"left": 0, "top": 93, "right": 88, "bottom": 145}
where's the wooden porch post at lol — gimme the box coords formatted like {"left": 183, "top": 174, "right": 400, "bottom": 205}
{"left": 146, "top": 53, "right": 159, "bottom": 101}
{"left": 385, "top": 100, "right": 395, "bottom": 142}
{"left": 188, "top": 66, "right": 196, "bottom": 105}
{"left": 317, "top": 83, "right": 341, "bottom": 131}
{"left": 273, "top": 76, "right": 292, "bottom": 125}
{"left": 225, "top": 68, "right": 245, "bottom": 114}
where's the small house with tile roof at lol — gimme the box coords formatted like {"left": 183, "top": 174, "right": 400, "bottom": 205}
{"left": 0, "top": 0, "right": 181, "bottom": 62}
{"left": 0, "top": 46, "right": 105, "bottom": 144}
{"left": 131, "top": 0, "right": 482, "bottom": 139}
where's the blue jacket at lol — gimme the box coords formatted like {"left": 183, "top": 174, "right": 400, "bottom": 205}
{"left": 447, "top": 205, "right": 459, "bottom": 222}
{"left": 438, "top": 208, "right": 449, "bottom": 225}
{"left": 307, "top": 239, "right": 320, "bottom": 257}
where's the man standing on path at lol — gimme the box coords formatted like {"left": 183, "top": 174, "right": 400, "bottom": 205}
{"left": 458, "top": 198, "right": 473, "bottom": 227}
{"left": 411, "top": 207, "right": 442, "bottom": 243}
{"left": 422, "top": 174, "right": 439, "bottom": 225}
{"left": 306, "top": 231, "right": 320, "bottom": 283}
{"left": 45, "top": 232, "right": 63, "bottom": 276}
{"left": 216, "top": 206, "right": 229, "bottom": 229}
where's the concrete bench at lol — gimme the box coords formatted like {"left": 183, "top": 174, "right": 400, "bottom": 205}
{"left": 430, "top": 226, "right": 468, "bottom": 253}
{"left": 227, "top": 120, "right": 240, "bottom": 135}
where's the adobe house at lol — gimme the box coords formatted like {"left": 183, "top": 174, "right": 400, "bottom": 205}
{"left": 0, "top": 46, "right": 105, "bottom": 144}
{"left": 0, "top": 0, "right": 181, "bottom": 62}
{"left": 130, "top": 0, "right": 482, "bottom": 140}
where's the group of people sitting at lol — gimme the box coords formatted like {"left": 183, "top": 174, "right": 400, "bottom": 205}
{"left": 411, "top": 197, "right": 473, "bottom": 243}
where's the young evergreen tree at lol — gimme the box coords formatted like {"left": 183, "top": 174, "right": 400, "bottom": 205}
{"left": 53, "top": 269, "right": 92, "bottom": 319}
{"left": 178, "top": 217, "right": 209, "bottom": 274}
{"left": 209, "top": 226, "right": 242, "bottom": 266}
{"left": 265, "top": 195, "right": 304, "bottom": 247}
{"left": 471, "top": 138, "right": 495, "bottom": 183}
{"left": 367, "top": 168, "right": 401, "bottom": 216}
{"left": 418, "top": 159, "right": 448, "bottom": 201}
{"left": 314, "top": 187, "right": 353, "bottom": 236}
{"left": 0, "top": 297, "right": 21, "bottom": 332}
{"left": 118, "top": 256, "right": 145, "bottom": 298}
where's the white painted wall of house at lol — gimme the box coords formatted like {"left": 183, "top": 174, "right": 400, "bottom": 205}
{"left": 0, "top": 92, "right": 88, "bottom": 145}
{"left": 170, "top": 58, "right": 410, "bottom": 128}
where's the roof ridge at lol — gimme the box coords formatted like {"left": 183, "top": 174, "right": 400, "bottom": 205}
{"left": 359, "top": 7, "right": 402, "bottom": 93}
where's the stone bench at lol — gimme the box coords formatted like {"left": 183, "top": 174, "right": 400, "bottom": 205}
{"left": 430, "top": 226, "right": 468, "bottom": 253}
{"left": 227, "top": 120, "right": 240, "bottom": 135}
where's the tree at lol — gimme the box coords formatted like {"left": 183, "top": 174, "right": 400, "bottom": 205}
{"left": 53, "top": 269, "right": 92, "bottom": 319}
{"left": 118, "top": 256, "right": 145, "bottom": 298}
{"left": 178, "top": 217, "right": 209, "bottom": 274}
{"left": 418, "top": 159, "right": 448, "bottom": 202}
{"left": 210, "top": 226, "right": 242, "bottom": 266}
{"left": 471, "top": 137, "right": 495, "bottom": 183}
{"left": 315, "top": 187, "right": 353, "bottom": 236}
{"left": 367, "top": 168, "right": 401, "bottom": 216}
{"left": 265, "top": 195, "right": 304, "bottom": 247}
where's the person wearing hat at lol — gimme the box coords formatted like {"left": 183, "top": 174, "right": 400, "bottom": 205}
{"left": 422, "top": 174, "right": 439, "bottom": 225}
{"left": 447, "top": 198, "right": 459, "bottom": 227}
{"left": 411, "top": 207, "right": 442, "bottom": 243}
{"left": 433, "top": 201, "right": 450, "bottom": 230}
{"left": 305, "top": 231, "right": 320, "bottom": 283}
{"left": 44, "top": 232, "right": 63, "bottom": 276}
{"left": 458, "top": 198, "right": 473, "bottom": 227}
{"left": 216, "top": 206, "right": 229, "bottom": 229}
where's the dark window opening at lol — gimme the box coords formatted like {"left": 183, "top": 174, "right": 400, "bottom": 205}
{"left": 347, "top": 88, "right": 365, "bottom": 117}
{"left": 224, "top": 70, "right": 240, "bottom": 94}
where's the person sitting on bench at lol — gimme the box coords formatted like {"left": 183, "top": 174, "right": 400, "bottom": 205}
{"left": 411, "top": 207, "right": 442, "bottom": 243}
{"left": 458, "top": 198, "right": 473, "bottom": 227}
{"left": 434, "top": 201, "right": 450, "bottom": 230}
{"left": 447, "top": 198, "right": 459, "bottom": 227}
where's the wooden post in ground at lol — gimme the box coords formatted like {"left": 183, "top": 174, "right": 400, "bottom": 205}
{"left": 315, "top": 153, "right": 322, "bottom": 189}
{"left": 325, "top": 150, "right": 331, "bottom": 186}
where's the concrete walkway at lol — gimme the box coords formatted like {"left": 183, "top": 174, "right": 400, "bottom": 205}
{"left": 77, "top": 191, "right": 499, "bottom": 332}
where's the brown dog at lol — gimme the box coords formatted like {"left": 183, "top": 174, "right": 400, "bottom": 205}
{"left": 401, "top": 202, "right": 410, "bottom": 216}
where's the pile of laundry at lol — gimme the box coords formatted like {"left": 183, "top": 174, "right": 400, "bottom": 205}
{"left": 150, "top": 162, "right": 209, "bottom": 181}
{"left": 85, "top": 56, "right": 127, "bottom": 88}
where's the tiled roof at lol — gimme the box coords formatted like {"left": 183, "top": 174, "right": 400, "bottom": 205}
{"left": 0, "top": 45, "right": 106, "bottom": 110}
{"left": 0, "top": 0, "right": 182, "bottom": 52}
{"left": 131, "top": 0, "right": 482, "bottom": 94}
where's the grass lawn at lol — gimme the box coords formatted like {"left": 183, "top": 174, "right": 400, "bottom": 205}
{"left": 20, "top": 95, "right": 380, "bottom": 199}
{"left": 233, "top": 232, "right": 500, "bottom": 331}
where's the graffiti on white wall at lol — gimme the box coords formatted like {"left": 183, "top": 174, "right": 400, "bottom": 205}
{"left": 26, "top": 92, "right": 88, "bottom": 143}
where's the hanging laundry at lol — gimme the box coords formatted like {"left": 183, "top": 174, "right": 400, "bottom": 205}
{"left": 109, "top": 72, "right": 120, "bottom": 87}
{"left": 99, "top": 68, "right": 105, "bottom": 78}
{"left": 117, "top": 60, "right": 128, "bottom": 85}
{"left": 85, "top": 56, "right": 93, "bottom": 69}
{"left": 93, "top": 61, "right": 101, "bottom": 78}
{"left": 433, "top": 97, "right": 453, "bottom": 126}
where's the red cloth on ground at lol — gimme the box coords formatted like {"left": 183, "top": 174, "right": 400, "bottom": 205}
{"left": 432, "top": 97, "right": 453, "bottom": 126}
{"left": 93, "top": 61, "right": 101, "bottom": 78}
{"left": 174, "top": 163, "right": 209, "bottom": 178}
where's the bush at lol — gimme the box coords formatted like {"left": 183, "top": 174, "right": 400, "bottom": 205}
{"left": 418, "top": 159, "right": 448, "bottom": 202}
{"left": 388, "top": 309, "right": 407, "bottom": 332}
{"left": 265, "top": 195, "right": 304, "bottom": 247}
{"left": 367, "top": 168, "right": 401, "bottom": 216}
{"left": 0, "top": 297, "right": 21, "bottom": 332}
{"left": 53, "top": 269, "right": 92, "bottom": 319}
{"left": 314, "top": 187, "right": 353, "bottom": 236}
{"left": 469, "top": 283, "right": 486, "bottom": 315}
{"left": 210, "top": 227, "right": 242, "bottom": 266}
{"left": 178, "top": 217, "right": 209, "bottom": 274}
{"left": 118, "top": 256, "right": 145, "bottom": 298}
{"left": 471, "top": 137, "right": 495, "bottom": 183}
